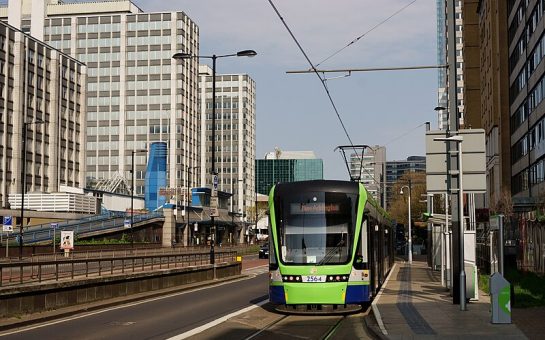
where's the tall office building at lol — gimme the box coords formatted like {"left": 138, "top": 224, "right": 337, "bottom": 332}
{"left": 508, "top": 0, "right": 545, "bottom": 209}
{"left": 0, "top": 19, "right": 86, "bottom": 207}
{"left": 477, "top": 0, "right": 510, "bottom": 208}
{"left": 2, "top": 0, "right": 200, "bottom": 203}
{"left": 436, "top": 0, "right": 448, "bottom": 129}
{"left": 256, "top": 149, "right": 323, "bottom": 195}
{"left": 436, "top": 0, "right": 465, "bottom": 129}
{"left": 385, "top": 156, "right": 426, "bottom": 208}
{"left": 198, "top": 65, "right": 256, "bottom": 218}
{"left": 348, "top": 146, "right": 385, "bottom": 205}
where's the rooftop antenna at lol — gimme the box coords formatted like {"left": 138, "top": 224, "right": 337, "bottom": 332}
{"left": 334, "top": 144, "right": 370, "bottom": 182}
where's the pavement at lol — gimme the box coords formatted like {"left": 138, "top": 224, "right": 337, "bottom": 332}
{"left": 370, "top": 258, "right": 532, "bottom": 339}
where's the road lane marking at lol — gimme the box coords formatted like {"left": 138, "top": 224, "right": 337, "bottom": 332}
{"left": 0, "top": 273, "right": 267, "bottom": 337}
{"left": 166, "top": 299, "right": 269, "bottom": 340}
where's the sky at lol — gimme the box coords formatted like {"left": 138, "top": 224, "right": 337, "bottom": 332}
{"left": 136, "top": 0, "right": 438, "bottom": 180}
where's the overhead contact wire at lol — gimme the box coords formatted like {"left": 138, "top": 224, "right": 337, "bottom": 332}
{"left": 316, "top": 0, "right": 418, "bottom": 67}
{"left": 267, "top": 0, "right": 356, "bottom": 149}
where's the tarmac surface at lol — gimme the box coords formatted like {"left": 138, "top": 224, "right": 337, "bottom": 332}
{"left": 2, "top": 254, "right": 545, "bottom": 339}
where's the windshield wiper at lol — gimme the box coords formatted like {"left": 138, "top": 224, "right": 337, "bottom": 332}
{"left": 317, "top": 239, "right": 345, "bottom": 266}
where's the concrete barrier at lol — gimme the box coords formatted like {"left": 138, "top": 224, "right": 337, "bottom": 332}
{"left": 0, "top": 262, "right": 241, "bottom": 318}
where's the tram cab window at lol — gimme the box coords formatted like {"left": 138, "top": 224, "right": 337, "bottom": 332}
{"left": 275, "top": 191, "right": 357, "bottom": 266}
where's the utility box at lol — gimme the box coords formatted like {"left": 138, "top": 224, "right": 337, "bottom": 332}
{"left": 490, "top": 272, "right": 511, "bottom": 324}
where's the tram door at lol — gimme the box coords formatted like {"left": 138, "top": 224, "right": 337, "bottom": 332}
{"left": 368, "top": 217, "right": 379, "bottom": 295}
{"left": 378, "top": 221, "right": 384, "bottom": 286}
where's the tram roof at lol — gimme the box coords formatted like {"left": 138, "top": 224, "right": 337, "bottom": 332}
{"left": 274, "top": 180, "right": 359, "bottom": 196}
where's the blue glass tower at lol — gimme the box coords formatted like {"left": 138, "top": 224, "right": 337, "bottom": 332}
{"left": 145, "top": 142, "right": 167, "bottom": 211}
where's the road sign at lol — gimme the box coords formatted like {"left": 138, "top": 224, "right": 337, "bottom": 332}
{"left": 60, "top": 230, "right": 74, "bottom": 250}
{"left": 3, "top": 216, "right": 13, "bottom": 232}
{"left": 213, "top": 175, "right": 218, "bottom": 189}
{"left": 124, "top": 219, "right": 131, "bottom": 228}
{"left": 51, "top": 223, "right": 59, "bottom": 229}
{"left": 425, "top": 129, "right": 486, "bottom": 193}
{"left": 210, "top": 196, "right": 218, "bottom": 208}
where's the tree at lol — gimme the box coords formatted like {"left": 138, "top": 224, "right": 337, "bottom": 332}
{"left": 388, "top": 172, "right": 427, "bottom": 227}
{"left": 490, "top": 188, "right": 514, "bottom": 218}
{"left": 246, "top": 201, "right": 268, "bottom": 223}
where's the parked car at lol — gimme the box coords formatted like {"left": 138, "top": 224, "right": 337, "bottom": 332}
{"left": 259, "top": 244, "right": 269, "bottom": 259}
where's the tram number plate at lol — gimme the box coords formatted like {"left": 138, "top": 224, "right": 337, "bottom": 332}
{"left": 302, "top": 275, "right": 326, "bottom": 283}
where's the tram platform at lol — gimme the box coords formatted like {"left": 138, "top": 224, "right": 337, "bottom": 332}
{"left": 369, "top": 257, "right": 528, "bottom": 339}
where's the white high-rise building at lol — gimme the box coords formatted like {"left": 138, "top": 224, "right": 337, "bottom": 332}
{"left": 0, "top": 18, "right": 87, "bottom": 208}
{"left": 436, "top": 0, "right": 465, "bottom": 130}
{"left": 1, "top": 0, "right": 200, "bottom": 199}
{"left": 198, "top": 65, "right": 256, "bottom": 217}
{"left": 349, "top": 146, "right": 386, "bottom": 205}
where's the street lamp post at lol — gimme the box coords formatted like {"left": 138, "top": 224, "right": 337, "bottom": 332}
{"left": 434, "top": 135, "right": 466, "bottom": 311}
{"left": 19, "top": 120, "right": 44, "bottom": 259}
{"left": 186, "top": 166, "right": 198, "bottom": 246}
{"left": 131, "top": 149, "right": 147, "bottom": 248}
{"left": 173, "top": 49, "right": 256, "bottom": 263}
{"left": 231, "top": 179, "right": 243, "bottom": 243}
{"left": 400, "top": 179, "right": 412, "bottom": 264}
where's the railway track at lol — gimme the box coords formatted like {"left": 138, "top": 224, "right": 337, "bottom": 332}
{"left": 239, "top": 303, "right": 371, "bottom": 340}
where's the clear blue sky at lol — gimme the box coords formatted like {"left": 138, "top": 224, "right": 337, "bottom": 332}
{"left": 138, "top": 0, "right": 438, "bottom": 180}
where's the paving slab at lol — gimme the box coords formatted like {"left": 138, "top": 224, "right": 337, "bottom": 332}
{"left": 373, "top": 260, "right": 528, "bottom": 339}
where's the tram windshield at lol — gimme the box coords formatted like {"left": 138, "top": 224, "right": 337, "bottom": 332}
{"left": 275, "top": 191, "right": 358, "bottom": 265}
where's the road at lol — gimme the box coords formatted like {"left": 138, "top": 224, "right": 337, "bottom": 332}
{"left": 0, "top": 256, "right": 375, "bottom": 339}
{"left": 0, "top": 260, "right": 269, "bottom": 339}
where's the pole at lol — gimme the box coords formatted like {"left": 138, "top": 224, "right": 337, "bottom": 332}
{"left": 255, "top": 186, "right": 258, "bottom": 243}
{"left": 458, "top": 140, "right": 467, "bottom": 311}
{"left": 382, "top": 163, "right": 386, "bottom": 209}
{"left": 446, "top": 0, "right": 462, "bottom": 305}
{"left": 499, "top": 214, "right": 504, "bottom": 276}
{"left": 408, "top": 179, "right": 412, "bottom": 264}
{"left": 186, "top": 166, "right": 189, "bottom": 246}
{"left": 131, "top": 150, "right": 135, "bottom": 248}
{"left": 19, "top": 123, "right": 27, "bottom": 260}
{"left": 210, "top": 54, "right": 216, "bottom": 266}
{"left": 444, "top": 192, "right": 450, "bottom": 288}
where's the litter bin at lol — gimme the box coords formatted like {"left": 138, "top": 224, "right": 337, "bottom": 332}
{"left": 490, "top": 272, "right": 511, "bottom": 324}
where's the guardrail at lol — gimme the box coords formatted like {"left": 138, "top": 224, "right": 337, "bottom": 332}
{"left": 0, "top": 251, "right": 237, "bottom": 287}
{"left": 8, "top": 212, "right": 164, "bottom": 244}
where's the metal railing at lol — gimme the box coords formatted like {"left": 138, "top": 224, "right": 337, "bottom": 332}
{"left": 7, "top": 212, "right": 163, "bottom": 244}
{"left": 0, "top": 251, "right": 237, "bottom": 287}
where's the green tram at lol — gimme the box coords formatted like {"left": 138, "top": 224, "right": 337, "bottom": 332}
{"left": 268, "top": 180, "right": 394, "bottom": 313}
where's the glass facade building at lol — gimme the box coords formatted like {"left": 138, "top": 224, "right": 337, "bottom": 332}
{"left": 145, "top": 142, "right": 167, "bottom": 211}
{"left": 256, "top": 158, "right": 323, "bottom": 195}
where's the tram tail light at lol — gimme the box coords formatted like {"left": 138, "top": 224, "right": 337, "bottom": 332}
{"left": 326, "top": 275, "right": 349, "bottom": 282}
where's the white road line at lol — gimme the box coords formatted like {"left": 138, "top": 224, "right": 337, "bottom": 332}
{"left": 0, "top": 273, "right": 266, "bottom": 337}
{"left": 371, "top": 263, "right": 397, "bottom": 336}
{"left": 166, "top": 299, "right": 269, "bottom": 340}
